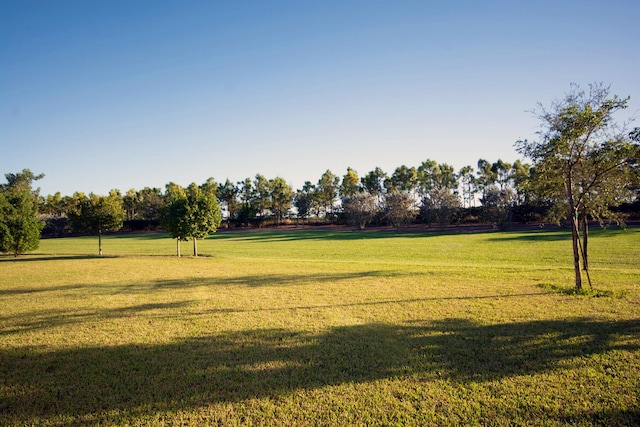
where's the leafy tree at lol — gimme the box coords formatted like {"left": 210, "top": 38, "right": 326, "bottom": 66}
{"left": 0, "top": 169, "right": 45, "bottom": 256}
{"left": 340, "top": 167, "right": 361, "bottom": 198}
{"left": 184, "top": 181, "right": 221, "bottom": 256}
{"left": 342, "top": 191, "right": 376, "bottom": 230}
{"left": 510, "top": 160, "right": 531, "bottom": 204}
{"left": 387, "top": 165, "right": 417, "bottom": 194}
{"left": 316, "top": 169, "right": 340, "bottom": 223}
{"left": 491, "top": 159, "right": 512, "bottom": 191}
{"left": 476, "top": 159, "right": 497, "bottom": 200}
{"left": 294, "top": 182, "right": 315, "bottom": 226}
{"left": 40, "top": 191, "right": 66, "bottom": 216}
{"left": 67, "top": 192, "right": 125, "bottom": 256}
{"left": 480, "top": 186, "right": 516, "bottom": 230}
{"left": 218, "top": 178, "right": 239, "bottom": 225}
{"left": 417, "top": 160, "right": 460, "bottom": 228}
{"left": 237, "top": 178, "right": 257, "bottom": 227}
{"left": 160, "top": 181, "right": 221, "bottom": 257}
{"left": 160, "top": 183, "right": 189, "bottom": 256}
{"left": 252, "top": 174, "right": 271, "bottom": 223}
{"left": 516, "top": 83, "right": 640, "bottom": 290}
{"left": 268, "top": 177, "right": 293, "bottom": 226}
{"left": 123, "top": 189, "right": 140, "bottom": 221}
{"left": 383, "top": 189, "right": 416, "bottom": 229}
{"left": 361, "top": 167, "right": 388, "bottom": 208}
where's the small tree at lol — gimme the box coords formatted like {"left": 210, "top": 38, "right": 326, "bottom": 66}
{"left": 160, "top": 181, "right": 221, "bottom": 257}
{"left": 384, "top": 190, "right": 416, "bottom": 229}
{"left": 342, "top": 191, "right": 376, "bottom": 230}
{"left": 480, "top": 186, "right": 516, "bottom": 230}
{"left": 184, "top": 181, "right": 222, "bottom": 257}
{"left": 0, "top": 169, "right": 45, "bottom": 256}
{"left": 67, "top": 192, "right": 124, "bottom": 256}
{"left": 516, "top": 83, "right": 640, "bottom": 291}
{"left": 160, "top": 183, "right": 189, "bottom": 257}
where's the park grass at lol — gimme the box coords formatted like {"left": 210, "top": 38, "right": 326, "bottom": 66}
{"left": 1, "top": 227, "right": 639, "bottom": 425}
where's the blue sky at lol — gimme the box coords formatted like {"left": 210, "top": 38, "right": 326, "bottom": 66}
{"left": 2, "top": 0, "right": 639, "bottom": 196}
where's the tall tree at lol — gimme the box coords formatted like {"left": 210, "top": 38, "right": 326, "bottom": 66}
{"left": 0, "top": 169, "right": 45, "bottom": 256}
{"left": 417, "top": 160, "right": 460, "bottom": 228}
{"left": 387, "top": 165, "right": 417, "bottom": 194}
{"left": 268, "top": 177, "right": 294, "bottom": 226}
{"left": 294, "top": 182, "right": 315, "bottom": 226}
{"left": 67, "top": 192, "right": 125, "bottom": 256}
{"left": 316, "top": 170, "right": 340, "bottom": 223}
{"left": 218, "top": 178, "right": 239, "bottom": 225}
{"left": 516, "top": 83, "right": 639, "bottom": 291}
{"left": 476, "top": 159, "right": 497, "bottom": 201}
{"left": 459, "top": 165, "right": 477, "bottom": 208}
{"left": 361, "top": 167, "right": 388, "bottom": 208}
{"left": 252, "top": 174, "right": 271, "bottom": 224}
{"left": 237, "top": 178, "right": 256, "bottom": 227}
{"left": 340, "top": 167, "right": 361, "bottom": 198}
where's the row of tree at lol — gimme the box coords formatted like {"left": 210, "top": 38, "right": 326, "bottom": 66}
{"left": 38, "top": 157, "right": 533, "bottom": 233}
{"left": 2, "top": 83, "right": 639, "bottom": 291}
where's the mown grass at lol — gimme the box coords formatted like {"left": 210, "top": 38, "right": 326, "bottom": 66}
{"left": 1, "top": 227, "right": 639, "bottom": 425}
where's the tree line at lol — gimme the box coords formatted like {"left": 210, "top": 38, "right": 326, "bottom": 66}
{"left": 35, "top": 157, "right": 533, "bottom": 232}
{"left": 2, "top": 83, "right": 639, "bottom": 290}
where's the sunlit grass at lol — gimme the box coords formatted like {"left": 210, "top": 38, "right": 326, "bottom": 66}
{"left": 1, "top": 227, "right": 639, "bottom": 425}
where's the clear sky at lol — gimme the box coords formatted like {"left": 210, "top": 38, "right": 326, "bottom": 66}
{"left": 2, "top": 0, "right": 639, "bottom": 196}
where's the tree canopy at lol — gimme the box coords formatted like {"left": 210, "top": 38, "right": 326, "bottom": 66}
{"left": 0, "top": 169, "right": 45, "bottom": 256}
{"left": 67, "top": 192, "right": 125, "bottom": 256}
{"left": 517, "top": 82, "right": 640, "bottom": 290}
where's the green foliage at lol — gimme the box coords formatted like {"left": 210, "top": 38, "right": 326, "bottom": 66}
{"left": 316, "top": 169, "right": 340, "bottom": 221}
{"left": 67, "top": 192, "right": 125, "bottom": 255}
{"left": 160, "top": 180, "right": 221, "bottom": 256}
{"left": 67, "top": 192, "right": 125, "bottom": 236}
{"left": 268, "top": 176, "right": 294, "bottom": 225}
{"left": 516, "top": 83, "right": 640, "bottom": 290}
{"left": 0, "top": 169, "right": 45, "bottom": 256}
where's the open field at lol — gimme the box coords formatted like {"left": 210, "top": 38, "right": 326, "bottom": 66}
{"left": 1, "top": 227, "right": 639, "bottom": 426}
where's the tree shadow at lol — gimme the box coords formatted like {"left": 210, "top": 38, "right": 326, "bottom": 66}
{"left": 0, "top": 301, "right": 194, "bottom": 336}
{"left": 487, "top": 229, "right": 571, "bottom": 242}
{"left": 0, "top": 254, "right": 106, "bottom": 263}
{"left": 211, "top": 229, "right": 433, "bottom": 243}
{"left": 2, "top": 318, "right": 638, "bottom": 424}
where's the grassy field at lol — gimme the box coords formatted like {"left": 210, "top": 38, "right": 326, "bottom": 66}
{"left": 1, "top": 227, "right": 639, "bottom": 426}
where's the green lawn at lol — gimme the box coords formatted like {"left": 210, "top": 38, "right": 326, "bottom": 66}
{"left": 1, "top": 227, "right": 639, "bottom": 426}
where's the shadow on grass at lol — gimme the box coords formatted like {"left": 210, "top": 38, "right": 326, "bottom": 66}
{"left": 211, "top": 229, "right": 457, "bottom": 243}
{"left": 0, "top": 254, "right": 108, "bottom": 263}
{"left": 487, "top": 229, "right": 571, "bottom": 242}
{"left": 2, "top": 318, "right": 639, "bottom": 424}
{"left": 0, "top": 301, "right": 194, "bottom": 336}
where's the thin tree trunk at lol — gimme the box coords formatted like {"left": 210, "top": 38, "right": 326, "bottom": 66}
{"left": 580, "top": 215, "right": 593, "bottom": 290}
{"left": 581, "top": 215, "right": 589, "bottom": 271}
{"left": 177, "top": 238, "right": 181, "bottom": 258}
{"left": 570, "top": 212, "right": 582, "bottom": 291}
{"left": 98, "top": 230, "right": 103, "bottom": 256}
{"left": 193, "top": 237, "right": 198, "bottom": 257}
